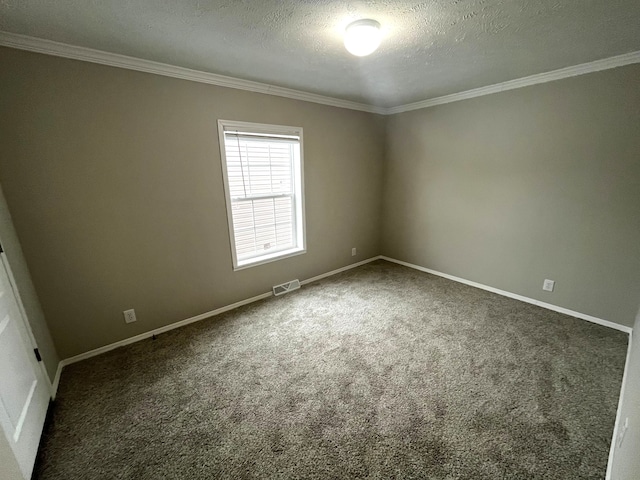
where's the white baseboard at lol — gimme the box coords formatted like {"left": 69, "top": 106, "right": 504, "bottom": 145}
{"left": 380, "top": 256, "right": 632, "bottom": 334}
{"left": 51, "top": 256, "right": 381, "bottom": 397}
{"left": 52, "top": 253, "right": 631, "bottom": 399}
{"left": 51, "top": 362, "right": 63, "bottom": 400}
{"left": 606, "top": 330, "right": 633, "bottom": 480}
{"left": 300, "top": 256, "right": 382, "bottom": 286}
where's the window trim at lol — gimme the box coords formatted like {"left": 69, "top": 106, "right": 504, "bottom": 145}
{"left": 217, "top": 119, "right": 306, "bottom": 271}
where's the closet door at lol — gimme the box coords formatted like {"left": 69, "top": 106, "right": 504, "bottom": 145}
{"left": 0, "top": 252, "right": 50, "bottom": 479}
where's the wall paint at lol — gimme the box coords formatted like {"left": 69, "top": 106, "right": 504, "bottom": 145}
{"left": 0, "top": 47, "right": 385, "bottom": 358}
{"left": 0, "top": 184, "right": 59, "bottom": 381}
{"left": 610, "top": 306, "right": 640, "bottom": 479}
{"left": 1, "top": 45, "right": 638, "bottom": 360}
{"left": 382, "top": 64, "right": 640, "bottom": 328}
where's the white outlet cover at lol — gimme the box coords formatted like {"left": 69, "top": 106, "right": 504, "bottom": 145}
{"left": 123, "top": 309, "right": 137, "bottom": 323}
{"left": 543, "top": 279, "right": 555, "bottom": 292}
{"left": 352, "top": 247, "right": 357, "bottom": 256}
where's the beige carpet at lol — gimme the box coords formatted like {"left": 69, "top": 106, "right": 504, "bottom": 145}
{"left": 35, "top": 260, "right": 628, "bottom": 479}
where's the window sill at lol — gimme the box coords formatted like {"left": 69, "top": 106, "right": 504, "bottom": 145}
{"left": 234, "top": 247, "right": 306, "bottom": 271}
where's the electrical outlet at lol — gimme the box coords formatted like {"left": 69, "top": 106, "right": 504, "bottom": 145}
{"left": 351, "top": 247, "right": 357, "bottom": 256}
{"left": 543, "top": 279, "right": 555, "bottom": 292}
{"left": 123, "top": 309, "right": 137, "bottom": 324}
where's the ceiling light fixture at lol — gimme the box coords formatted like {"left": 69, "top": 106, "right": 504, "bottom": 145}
{"left": 344, "top": 19, "right": 382, "bottom": 57}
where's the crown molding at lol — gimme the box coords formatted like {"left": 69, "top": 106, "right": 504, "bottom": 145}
{"left": 386, "top": 50, "right": 640, "bottom": 115}
{"left": 0, "top": 31, "right": 387, "bottom": 115}
{"left": 1, "top": 31, "right": 639, "bottom": 116}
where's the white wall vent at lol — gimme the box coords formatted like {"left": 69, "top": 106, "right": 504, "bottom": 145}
{"left": 273, "top": 279, "right": 300, "bottom": 296}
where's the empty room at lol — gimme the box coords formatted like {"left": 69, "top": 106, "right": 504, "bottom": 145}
{"left": 1, "top": 1, "right": 639, "bottom": 479}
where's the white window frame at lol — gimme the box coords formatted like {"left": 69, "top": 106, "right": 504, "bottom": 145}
{"left": 217, "top": 119, "right": 306, "bottom": 271}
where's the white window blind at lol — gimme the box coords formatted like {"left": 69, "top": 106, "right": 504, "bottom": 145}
{"left": 218, "top": 121, "right": 305, "bottom": 270}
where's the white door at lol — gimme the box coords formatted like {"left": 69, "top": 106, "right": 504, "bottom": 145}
{"left": 0, "top": 252, "right": 50, "bottom": 479}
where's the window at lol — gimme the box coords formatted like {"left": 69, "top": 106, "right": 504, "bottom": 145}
{"left": 217, "top": 120, "right": 306, "bottom": 270}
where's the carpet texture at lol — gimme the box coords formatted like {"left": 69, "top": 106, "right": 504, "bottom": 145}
{"left": 35, "top": 260, "right": 628, "bottom": 479}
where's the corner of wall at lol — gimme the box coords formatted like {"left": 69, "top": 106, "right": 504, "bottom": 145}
{"left": 377, "top": 111, "right": 393, "bottom": 257}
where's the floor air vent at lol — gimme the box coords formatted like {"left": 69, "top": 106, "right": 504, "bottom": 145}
{"left": 273, "top": 279, "right": 301, "bottom": 296}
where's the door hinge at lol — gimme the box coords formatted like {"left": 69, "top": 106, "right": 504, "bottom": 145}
{"left": 34, "top": 348, "right": 42, "bottom": 362}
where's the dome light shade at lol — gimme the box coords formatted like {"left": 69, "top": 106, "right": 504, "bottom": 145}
{"left": 344, "top": 19, "right": 382, "bottom": 57}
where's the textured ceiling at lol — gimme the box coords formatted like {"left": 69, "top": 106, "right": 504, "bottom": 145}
{"left": 1, "top": 1, "right": 640, "bottom": 108}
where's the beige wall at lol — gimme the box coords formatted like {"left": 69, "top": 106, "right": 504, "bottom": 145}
{"left": 1, "top": 45, "right": 638, "bottom": 361}
{"left": 0, "top": 184, "right": 58, "bottom": 381}
{"left": 382, "top": 64, "right": 640, "bottom": 328}
{"left": 0, "top": 47, "right": 385, "bottom": 358}
{"left": 610, "top": 306, "right": 640, "bottom": 479}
